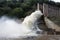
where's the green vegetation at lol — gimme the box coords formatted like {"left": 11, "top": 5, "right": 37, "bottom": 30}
{"left": 0, "top": 0, "right": 59, "bottom": 18}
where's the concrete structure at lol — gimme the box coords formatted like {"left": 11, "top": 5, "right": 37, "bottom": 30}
{"left": 43, "top": 3, "right": 60, "bottom": 18}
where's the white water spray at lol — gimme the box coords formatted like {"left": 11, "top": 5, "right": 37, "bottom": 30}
{"left": 0, "top": 3, "right": 43, "bottom": 38}
{"left": 22, "top": 3, "right": 43, "bottom": 34}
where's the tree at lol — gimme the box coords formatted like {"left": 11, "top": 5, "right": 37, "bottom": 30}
{"left": 8, "top": 8, "right": 25, "bottom": 18}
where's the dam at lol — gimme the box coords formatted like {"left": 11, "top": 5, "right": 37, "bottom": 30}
{"left": 0, "top": 3, "right": 60, "bottom": 40}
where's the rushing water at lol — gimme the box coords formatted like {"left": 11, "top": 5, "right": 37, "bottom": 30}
{"left": 0, "top": 3, "right": 43, "bottom": 40}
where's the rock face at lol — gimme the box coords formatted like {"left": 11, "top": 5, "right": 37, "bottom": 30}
{"left": 44, "top": 17, "right": 60, "bottom": 32}
{"left": 37, "top": 16, "right": 60, "bottom": 34}
{"left": 44, "top": 17, "right": 60, "bottom": 34}
{"left": 37, "top": 15, "right": 48, "bottom": 31}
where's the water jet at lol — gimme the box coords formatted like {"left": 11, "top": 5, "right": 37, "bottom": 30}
{"left": 0, "top": 3, "right": 43, "bottom": 40}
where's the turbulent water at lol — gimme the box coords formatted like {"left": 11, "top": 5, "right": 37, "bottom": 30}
{"left": 0, "top": 16, "right": 31, "bottom": 38}
{"left": 0, "top": 10, "right": 43, "bottom": 38}
{"left": 22, "top": 10, "right": 43, "bottom": 31}
{"left": 0, "top": 4, "right": 45, "bottom": 40}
